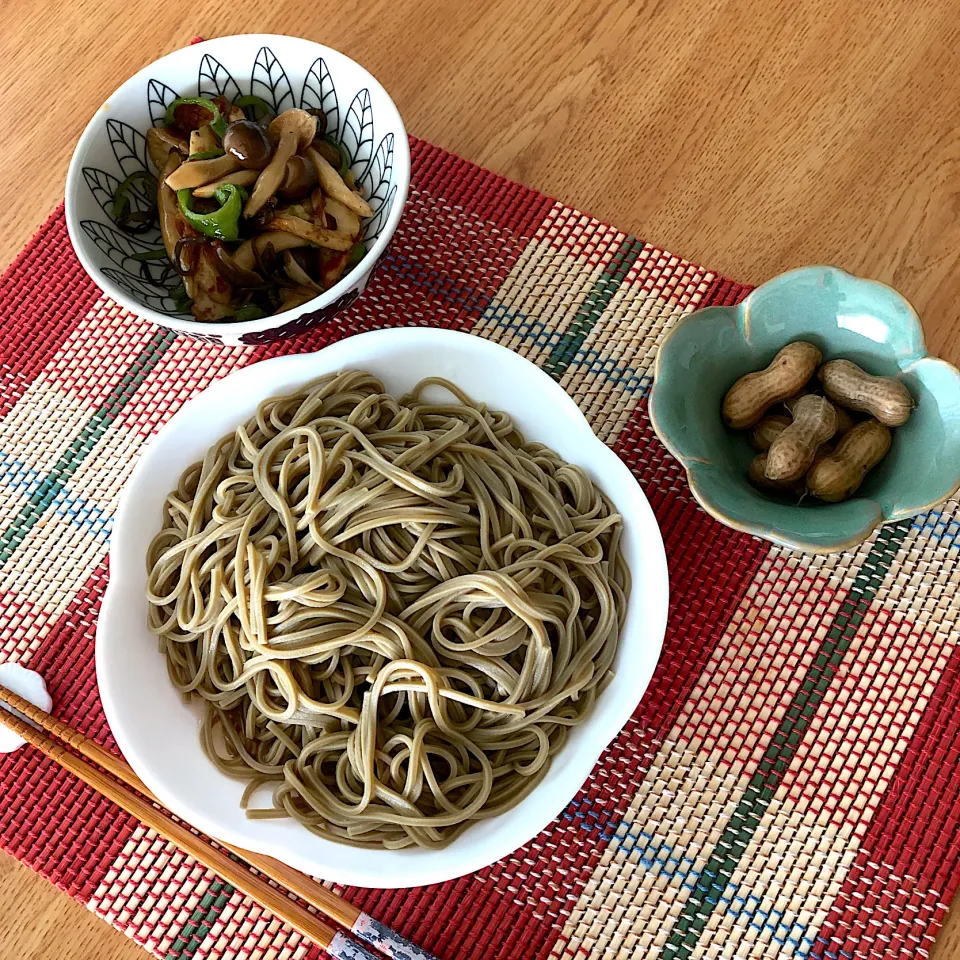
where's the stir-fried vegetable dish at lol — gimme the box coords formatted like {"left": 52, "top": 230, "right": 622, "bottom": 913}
{"left": 118, "top": 95, "right": 371, "bottom": 322}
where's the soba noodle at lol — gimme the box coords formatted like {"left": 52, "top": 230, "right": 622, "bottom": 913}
{"left": 147, "top": 371, "right": 629, "bottom": 849}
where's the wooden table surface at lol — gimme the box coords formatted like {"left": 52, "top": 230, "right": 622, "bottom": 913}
{"left": 3, "top": 0, "right": 960, "bottom": 957}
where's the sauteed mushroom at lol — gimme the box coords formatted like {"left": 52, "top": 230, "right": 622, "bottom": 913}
{"left": 222, "top": 120, "right": 272, "bottom": 170}
{"left": 136, "top": 93, "right": 372, "bottom": 322}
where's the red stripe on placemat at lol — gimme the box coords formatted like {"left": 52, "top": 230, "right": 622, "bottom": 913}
{"left": 0, "top": 749, "right": 137, "bottom": 901}
{"left": 0, "top": 206, "right": 103, "bottom": 419}
{"left": 811, "top": 625, "right": 960, "bottom": 960}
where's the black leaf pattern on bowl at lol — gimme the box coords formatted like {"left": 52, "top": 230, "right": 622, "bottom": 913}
{"left": 363, "top": 184, "right": 397, "bottom": 246}
{"left": 107, "top": 119, "right": 151, "bottom": 179}
{"left": 102, "top": 268, "right": 185, "bottom": 314}
{"left": 82, "top": 167, "right": 154, "bottom": 224}
{"left": 339, "top": 88, "right": 374, "bottom": 181}
{"left": 250, "top": 46, "right": 294, "bottom": 114}
{"left": 198, "top": 54, "right": 241, "bottom": 105}
{"left": 359, "top": 134, "right": 394, "bottom": 207}
{"left": 147, "top": 80, "right": 180, "bottom": 128}
{"left": 300, "top": 58, "right": 339, "bottom": 135}
{"left": 80, "top": 219, "right": 165, "bottom": 272}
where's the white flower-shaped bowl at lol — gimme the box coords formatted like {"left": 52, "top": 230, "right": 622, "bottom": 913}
{"left": 96, "top": 329, "right": 670, "bottom": 887}
{"left": 66, "top": 34, "right": 410, "bottom": 346}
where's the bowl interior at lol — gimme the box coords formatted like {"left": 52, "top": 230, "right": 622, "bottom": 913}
{"left": 652, "top": 266, "right": 960, "bottom": 552}
{"left": 96, "top": 328, "right": 669, "bottom": 887}
{"left": 66, "top": 35, "right": 405, "bottom": 327}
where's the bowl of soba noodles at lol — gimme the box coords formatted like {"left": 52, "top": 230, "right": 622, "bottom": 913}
{"left": 96, "top": 328, "right": 668, "bottom": 886}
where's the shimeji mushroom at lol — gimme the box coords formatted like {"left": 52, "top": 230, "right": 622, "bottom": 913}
{"left": 147, "top": 127, "right": 187, "bottom": 172}
{"left": 244, "top": 129, "right": 298, "bottom": 218}
{"left": 322, "top": 197, "right": 360, "bottom": 239}
{"left": 278, "top": 156, "right": 318, "bottom": 202}
{"left": 188, "top": 124, "right": 218, "bottom": 156}
{"left": 276, "top": 285, "right": 321, "bottom": 312}
{"left": 232, "top": 231, "right": 312, "bottom": 272}
{"left": 306, "top": 148, "right": 373, "bottom": 218}
{"left": 267, "top": 109, "right": 318, "bottom": 152}
{"left": 165, "top": 153, "right": 241, "bottom": 191}
{"left": 269, "top": 215, "right": 353, "bottom": 250}
{"left": 191, "top": 169, "right": 260, "bottom": 198}
{"left": 157, "top": 153, "right": 184, "bottom": 260}
{"left": 283, "top": 251, "right": 322, "bottom": 292}
{"left": 222, "top": 120, "right": 273, "bottom": 169}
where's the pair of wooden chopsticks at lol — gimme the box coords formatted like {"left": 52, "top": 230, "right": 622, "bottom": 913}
{"left": 0, "top": 685, "right": 435, "bottom": 960}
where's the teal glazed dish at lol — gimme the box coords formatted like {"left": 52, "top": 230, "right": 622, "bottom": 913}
{"left": 649, "top": 265, "right": 960, "bottom": 553}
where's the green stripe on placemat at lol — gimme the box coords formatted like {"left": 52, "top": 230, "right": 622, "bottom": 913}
{"left": 0, "top": 329, "right": 175, "bottom": 567}
{"left": 166, "top": 879, "right": 234, "bottom": 960}
{"left": 543, "top": 236, "right": 645, "bottom": 380}
{"left": 663, "top": 519, "right": 912, "bottom": 960}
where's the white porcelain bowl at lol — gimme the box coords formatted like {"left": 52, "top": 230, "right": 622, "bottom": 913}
{"left": 96, "top": 329, "right": 669, "bottom": 886}
{"left": 65, "top": 34, "right": 410, "bottom": 346}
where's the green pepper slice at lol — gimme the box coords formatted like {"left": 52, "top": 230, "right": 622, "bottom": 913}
{"left": 176, "top": 184, "right": 247, "bottom": 241}
{"left": 164, "top": 97, "right": 227, "bottom": 137}
{"left": 111, "top": 170, "right": 158, "bottom": 219}
{"left": 187, "top": 149, "right": 226, "bottom": 161}
{"left": 234, "top": 94, "right": 273, "bottom": 121}
{"left": 234, "top": 304, "right": 267, "bottom": 321}
{"left": 170, "top": 281, "right": 193, "bottom": 313}
{"left": 324, "top": 137, "right": 350, "bottom": 179}
{"left": 346, "top": 242, "right": 365, "bottom": 269}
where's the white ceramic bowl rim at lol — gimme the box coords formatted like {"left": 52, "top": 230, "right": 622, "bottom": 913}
{"left": 96, "top": 328, "right": 669, "bottom": 886}
{"left": 65, "top": 34, "right": 411, "bottom": 339}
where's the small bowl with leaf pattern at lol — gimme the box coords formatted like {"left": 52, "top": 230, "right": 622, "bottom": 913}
{"left": 66, "top": 34, "right": 409, "bottom": 346}
{"left": 649, "top": 265, "right": 960, "bottom": 553}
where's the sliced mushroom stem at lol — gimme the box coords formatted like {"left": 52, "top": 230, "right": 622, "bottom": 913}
{"left": 244, "top": 129, "right": 297, "bottom": 218}
{"left": 147, "top": 126, "right": 187, "bottom": 172}
{"left": 270, "top": 215, "right": 353, "bottom": 250}
{"left": 283, "top": 251, "right": 322, "bottom": 292}
{"left": 165, "top": 154, "right": 242, "bottom": 191}
{"left": 275, "top": 285, "right": 321, "bottom": 313}
{"left": 307, "top": 147, "right": 373, "bottom": 218}
{"left": 233, "top": 231, "right": 312, "bottom": 272}
{"left": 157, "top": 153, "right": 184, "bottom": 260}
{"left": 215, "top": 245, "right": 266, "bottom": 288}
{"left": 192, "top": 169, "right": 260, "bottom": 198}
{"left": 267, "top": 109, "right": 318, "bottom": 152}
{"left": 323, "top": 197, "right": 360, "bottom": 238}
{"left": 189, "top": 124, "right": 218, "bottom": 156}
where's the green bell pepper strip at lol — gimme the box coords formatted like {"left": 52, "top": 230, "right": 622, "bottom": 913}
{"left": 170, "top": 281, "right": 192, "bottom": 313}
{"left": 111, "top": 171, "right": 158, "bottom": 219}
{"left": 234, "top": 304, "right": 267, "bottom": 322}
{"left": 346, "top": 242, "right": 365, "bottom": 269}
{"left": 176, "top": 184, "right": 248, "bottom": 241}
{"left": 324, "top": 137, "right": 350, "bottom": 179}
{"left": 187, "top": 149, "right": 226, "bottom": 161}
{"left": 164, "top": 97, "right": 227, "bottom": 137}
{"left": 129, "top": 248, "right": 169, "bottom": 262}
{"left": 234, "top": 95, "right": 273, "bottom": 121}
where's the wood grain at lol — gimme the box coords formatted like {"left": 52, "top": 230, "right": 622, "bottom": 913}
{"left": 2, "top": 0, "right": 959, "bottom": 957}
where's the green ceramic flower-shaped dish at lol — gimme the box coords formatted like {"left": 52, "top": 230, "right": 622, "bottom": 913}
{"left": 649, "top": 265, "right": 960, "bottom": 553}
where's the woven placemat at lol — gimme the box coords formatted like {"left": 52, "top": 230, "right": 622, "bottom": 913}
{"left": 1, "top": 136, "right": 958, "bottom": 960}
